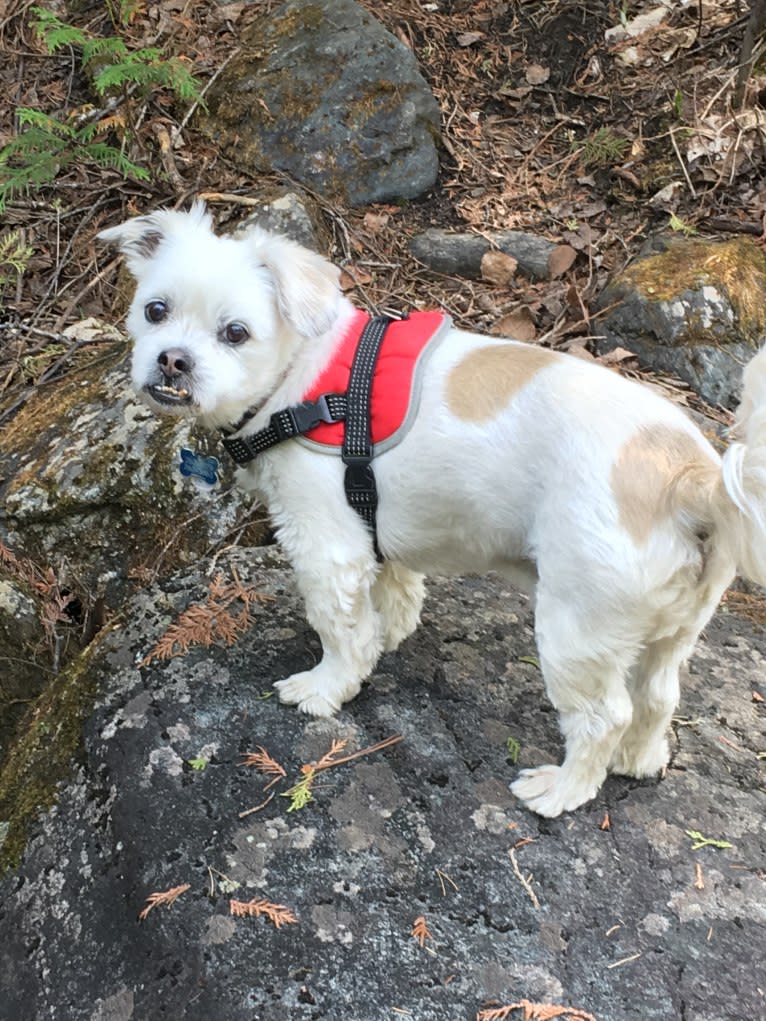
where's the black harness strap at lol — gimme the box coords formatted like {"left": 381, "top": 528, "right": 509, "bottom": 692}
{"left": 341, "top": 315, "right": 392, "bottom": 550}
{"left": 221, "top": 392, "right": 347, "bottom": 464}
{"left": 219, "top": 315, "right": 395, "bottom": 556}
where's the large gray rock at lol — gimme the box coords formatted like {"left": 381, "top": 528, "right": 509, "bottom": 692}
{"left": 1, "top": 546, "right": 764, "bottom": 1021}
{"left": 200, "top": 0, "right": 441, "bottom": 206}
{"left": 596, "top": 238, "right": 766, "bottom": 408}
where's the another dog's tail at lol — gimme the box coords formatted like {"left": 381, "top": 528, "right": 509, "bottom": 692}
{"left": 715, "top": 345, "right": 766, "bottom": 585}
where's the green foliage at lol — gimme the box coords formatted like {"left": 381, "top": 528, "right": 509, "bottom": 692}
{"left": 574, "top": 127, "right": 630, "bottom": 169}
{"left": 505, "top": 735, "right": 521, "bottom": 764}
{"left": 0, "top": 231, "right": 33, "bottom": 295}
{"left": 669, "top": 212, "right": 697, "bottom": 237}
{"left": 0, "top": 108, "right": 149, "bottom": 211}
{"left": 188, "top": 756, "right": 209, "bottom": 771}
{"left": 686, "top": 829, "right": 733, "bottom": 851}
{"left": 281, "top": 774, "right": 315, "bottom": 812}
{"left": 0, "top": 6, "right": 203, "bottom": 211}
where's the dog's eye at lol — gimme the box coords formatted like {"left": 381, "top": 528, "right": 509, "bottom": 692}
{"left": 145, "top": 300, "right": 169, "bottom": 324}
{"left": 222, "top": 322, "right": 249, "bottom": 345}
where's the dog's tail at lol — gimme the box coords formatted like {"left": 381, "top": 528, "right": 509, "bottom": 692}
{"left": 714, "top": 345, "right": 766, "bottom": 585}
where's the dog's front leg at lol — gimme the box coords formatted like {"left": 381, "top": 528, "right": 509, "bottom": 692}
{"left": 273, "top": 539, "right": 383, "bottom": 718}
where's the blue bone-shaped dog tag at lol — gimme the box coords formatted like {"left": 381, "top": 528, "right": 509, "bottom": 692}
{"left": 179, "top": 448, "right": 220, "bottom": 486}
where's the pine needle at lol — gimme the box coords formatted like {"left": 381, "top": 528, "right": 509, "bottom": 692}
{"left": 229, "top": 897, "right": 298, "bottom": 928}
{"left": 138, "top": 883, "right": 190, "bottom": 921}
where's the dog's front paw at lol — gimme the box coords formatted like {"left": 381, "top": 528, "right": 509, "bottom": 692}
{"left": 274, "top": 671, "right": 340, "bottom": 717}
{"left": 511, "top": 764, "right": 600, "bottom": 818}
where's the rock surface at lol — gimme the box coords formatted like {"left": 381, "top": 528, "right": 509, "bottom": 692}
{"left": 0, "top": 546, "right": 764, "bottom": 1021}
{"left": 596, "top": 237, "right": 766, "bottom": 408}
{"left": 201, "top": 0, "right": 441, "bottom": 206}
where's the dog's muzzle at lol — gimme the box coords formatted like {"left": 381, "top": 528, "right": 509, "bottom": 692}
{"left": 146, "top": 347, "right": 195, "bottom": 407}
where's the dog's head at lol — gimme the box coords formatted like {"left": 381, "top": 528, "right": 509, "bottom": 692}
{"left": 99, "top": 202, "right": 342, "bottom": 429}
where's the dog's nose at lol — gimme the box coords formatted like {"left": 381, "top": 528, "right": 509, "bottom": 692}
{"left": 158, "top": 348, "right": 194, "bottom": 377}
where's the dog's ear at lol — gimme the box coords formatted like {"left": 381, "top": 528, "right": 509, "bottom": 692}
{"left": 253, "top": 233, "right": 341, "bottom": 338}
{"left": 98, "top": 202, "right": 212, "bottom": 278}
{"left": 98, "top": 213, "right": 165, "bottom": 277}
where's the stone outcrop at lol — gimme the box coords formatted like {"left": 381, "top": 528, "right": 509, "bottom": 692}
{"left": 596, "top": 237, "right": 766, "bottom": 408}
{"left": 0, "top": 546, "right": 764, "bottom": 1020}
{"left": 200, "top": 0, "right": 441, "bottom": 206}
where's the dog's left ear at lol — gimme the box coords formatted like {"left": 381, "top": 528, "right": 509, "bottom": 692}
{"left": 253, "top": 233, "right": 341, "bottom": 338}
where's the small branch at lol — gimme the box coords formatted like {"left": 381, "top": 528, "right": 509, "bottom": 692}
{"left": 508, "top": 847, "right": 540, "bottom": 908}
{"left": 238, "top": 793, "right": 275, "bottom": 818}
{"left": 311, "top": 733, "right": 403, "bottom": 772}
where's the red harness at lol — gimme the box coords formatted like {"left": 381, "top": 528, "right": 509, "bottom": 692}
{"left": 220, "top": 308, "right": 450, "bottom": 556}
{"left": 298, "top": 309, "right": 447, "bottom": 451}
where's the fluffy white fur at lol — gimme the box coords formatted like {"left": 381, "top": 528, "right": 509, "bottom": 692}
{"left": 100, "top": 204, "right": 766, "bottom": 817}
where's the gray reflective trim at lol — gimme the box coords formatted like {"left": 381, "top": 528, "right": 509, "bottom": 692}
{"left": 295, "top": 315, "right": 453, "bottom": 457}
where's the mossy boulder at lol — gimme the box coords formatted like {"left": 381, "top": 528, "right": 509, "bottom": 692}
{"left": 0, "top": 334, "right": 264, "bottom": 769}
{"left": 199, "top": 0, "right": 441, "bottom": 205}
{"left": 596, "top": 237, "right": 766, "bottom": 407}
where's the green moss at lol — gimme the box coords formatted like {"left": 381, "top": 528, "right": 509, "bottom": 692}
{"left": 0, "top": 626, "right": 113, "bottom": 875}
{"left": 622, "top": 238, "right": 766, "bottom": 337}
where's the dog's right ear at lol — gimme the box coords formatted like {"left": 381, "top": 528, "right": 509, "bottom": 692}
{"left": 98, "top": 203, "right": 213, "bottom": 277}
{"left": 97, "top": 212, "right": 167, "bottom": 278}
{"left": 97, "top": 211, "right": 167, "bottom": 277}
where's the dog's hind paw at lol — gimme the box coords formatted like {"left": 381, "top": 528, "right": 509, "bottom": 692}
{"left": 511, "top": 764, "right": 600, "bottom": 818}
{"left": 610, "top": 738, "right": 669, "bottom": 778}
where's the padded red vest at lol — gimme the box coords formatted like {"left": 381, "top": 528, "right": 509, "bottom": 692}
{"left": 296, "top": 309, "right": 451, "bottom": 453}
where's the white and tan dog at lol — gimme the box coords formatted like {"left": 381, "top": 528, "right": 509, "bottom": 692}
{"left": 100, "top": 203, "right": 766, "bottom": 817}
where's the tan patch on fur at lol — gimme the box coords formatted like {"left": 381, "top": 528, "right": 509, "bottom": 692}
{"left": 612, "top": 425, "right": 719, "bottom": 543}
{"left": 446, "top": 344, "right": 557, "bottom": 422}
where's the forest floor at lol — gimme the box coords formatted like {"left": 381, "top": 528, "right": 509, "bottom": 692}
{"left": 1, "top": 0, "right": 765, "bottom": 431}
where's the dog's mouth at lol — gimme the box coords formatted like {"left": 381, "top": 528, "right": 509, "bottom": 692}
{"left": 145, "top": 382, "right": 193, "bottom": 407}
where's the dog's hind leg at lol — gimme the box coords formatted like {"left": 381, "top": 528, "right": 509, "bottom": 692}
{"left": 608, "top": 635, "right": 689, "bottom": 779}
{"left": 373, "top": 561, "right": 426, "bottom": 653}
{"left": 511, "top": 591, "right": 637, "bottom": 817}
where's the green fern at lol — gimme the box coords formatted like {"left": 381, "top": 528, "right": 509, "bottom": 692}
{"left": 0, "top": 7, "right": 203, "bottom": 210}
{"left": 0, "top": 107, "right": 149, "bottom": 211}
{"left": 32, "top": 8, "right": 90, "bottom": 51}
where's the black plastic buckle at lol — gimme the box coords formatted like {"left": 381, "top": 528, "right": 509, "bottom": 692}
{"left": 343, "top": 458, "right": 377, "bottom": 503}
{"left": 272, "top": 395, "right": 334, "bottom": 440}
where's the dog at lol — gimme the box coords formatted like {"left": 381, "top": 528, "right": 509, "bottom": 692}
{"left": 99, "top": 203, "right": 766, "bottom": 817}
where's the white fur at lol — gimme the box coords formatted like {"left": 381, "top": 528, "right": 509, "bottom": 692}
{"left": 100, "top": 205, "right": 766, "bottom": 817}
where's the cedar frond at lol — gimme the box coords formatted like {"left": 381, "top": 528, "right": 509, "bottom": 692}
{"left": 476, "top": 1002, "right": 598, "bottom": 1021}
{"left": 140, "top": 572, "right": 274, "bottom": 666}
{"left": 281, "top": 773, "right": 315, "bottom": 812}
{"left": 241, "top": 745, "right": 287, "bottom": 785}
{"left": 138, "top": 883, "right": 190, "bottom": 921}
{"left": 313, "top": 738, "right": 350, "bottom": 770}
{"left": 279, "top": 734, "right": 404, "bottom": 813}
{"left": 229, "top": 897, "right": 298, "bottom": 928}
{"left": 411, "top": 915, "right": 434, "bottom": 948}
